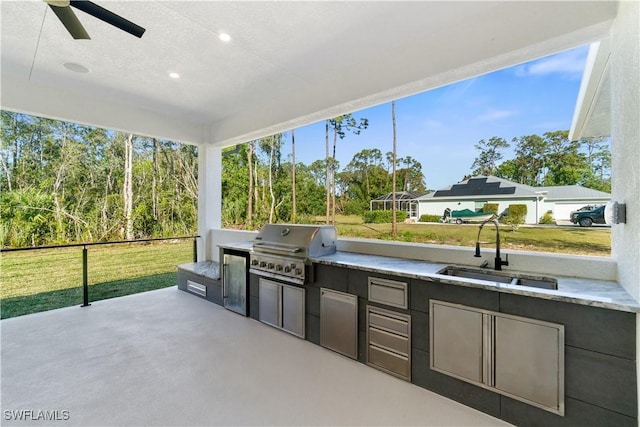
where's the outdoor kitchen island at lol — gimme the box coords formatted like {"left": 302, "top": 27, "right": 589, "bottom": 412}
{"left": 214, "top": 240, "right": 638, "bottom": 427}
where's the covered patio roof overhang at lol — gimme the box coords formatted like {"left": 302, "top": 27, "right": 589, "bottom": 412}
{"left": 1, "top": 1, "right": 617, "bottom": 146}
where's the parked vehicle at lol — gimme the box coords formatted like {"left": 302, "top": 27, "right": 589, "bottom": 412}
{"left": 442, "top": 208, "right": 494, "bottom": 224}
{"left": 570, "top": 204, "right": 605, "bottom": 227}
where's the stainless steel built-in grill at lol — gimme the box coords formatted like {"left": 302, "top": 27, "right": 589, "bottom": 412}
{"left": 249, "top": 224, "right": 337, "bottom": 284}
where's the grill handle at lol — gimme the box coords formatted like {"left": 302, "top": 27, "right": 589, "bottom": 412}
{"left": 253, "top": 242, "right": 303, "bottom": 255}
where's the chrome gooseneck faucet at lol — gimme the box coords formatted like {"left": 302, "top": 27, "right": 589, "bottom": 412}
{"left": 474, "top": 218, "right": 509, "bottom": 271}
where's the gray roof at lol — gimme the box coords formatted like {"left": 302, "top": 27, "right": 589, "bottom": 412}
{"left": 416, "top": 176, "right": 539, "bottom": 200}
{"left": 416, "top": 176, "right": 610, "bottom": 202}
{"left": 537, "top": 185, "right": 610, "bottom": 200}
{"left": 372, "top": 191, "right": 425, "bottom": 201}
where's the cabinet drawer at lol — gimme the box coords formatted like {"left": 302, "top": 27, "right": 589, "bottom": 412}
{"left": 186, "top": 280, "right": 206, "bottom": 297}
{"left": 368, "top": 345, "right": 410, "bottom": 379}
{"left": 368, "top": 311, "right": 409, "bottom": 335}
{"left": 368, "top": 277, "right": 408, "bottom": 309}
{"left": 369, "top": 327, "right": 409, "bottom": 356}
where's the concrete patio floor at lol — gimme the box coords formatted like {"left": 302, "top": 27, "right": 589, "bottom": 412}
{"left": 1, "top": 287, "right": 512, "bottom": 426}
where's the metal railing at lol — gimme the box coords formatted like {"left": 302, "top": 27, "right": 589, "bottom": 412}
{"left": 1, "top": 236, "right": 199, "bottom": 316}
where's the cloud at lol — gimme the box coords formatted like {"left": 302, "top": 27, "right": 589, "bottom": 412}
{"left": 475, "top": 109, "right": 516, "bottom": 123}
{"left": 514, "top": 47, "right": 587, "bottom": 79}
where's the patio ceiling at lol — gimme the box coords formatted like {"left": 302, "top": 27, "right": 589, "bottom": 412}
{"left": 1, "top": 1, "right": 617, "bottom": 146}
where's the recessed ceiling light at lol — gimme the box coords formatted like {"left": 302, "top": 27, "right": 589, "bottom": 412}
{"left": 219, "top": 33, "right": 231, "bottom": 42}
{"left": 63, "top": 62, "right": 89, "bottom": 73}
{"left": 169, "top": 72, "right": 180, "bottom": 79}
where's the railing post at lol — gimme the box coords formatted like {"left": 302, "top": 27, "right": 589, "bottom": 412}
{"left": 81, "top": 245, "right": 91, "bottom": 307}
{"left": 193, "top": 237, "right": 198, "bottom": 263}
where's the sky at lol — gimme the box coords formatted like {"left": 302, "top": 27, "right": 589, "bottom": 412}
{"left": 274, "top": 44, "right": 589, "bottom": 192}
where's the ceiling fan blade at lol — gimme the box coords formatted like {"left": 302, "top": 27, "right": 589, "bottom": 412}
{"left": 48, "top": 4, "right": 90, "bottom": 39}
{"left": 70, "top": 1, "right": 145, "bottom": 38}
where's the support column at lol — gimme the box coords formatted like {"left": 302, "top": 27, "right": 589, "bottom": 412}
{"left": 610, "top": 0, "right": 639, "bottom": 301}
{"left": 197, "top": 144, "right": 223, "bottom": 262}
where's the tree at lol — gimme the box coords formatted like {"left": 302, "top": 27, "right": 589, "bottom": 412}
{"left": 1, "top": 112, "right": 199, "bottom": 247}
{"left": 247, "top": 141, "right": 254, "bottom": 227}
{"left": 512, "top": 134, "right": 548, "bottom": 186}
{"left": 222, "top": 145, "right": 250, "bottom": 226}
{"left": 397, "top": 156, "right": 427, "bottom": 193}
{"left": 123, "top": 133, "right": 134, "bottom": 240}
{"left": 324, "top": 121, "right": 330, "bottom": 224}
{"left": 391, "top": 101, "right": 398, "bottom": 235}
{"left": 258, "top": 134, "right": 283, "bottom": 223}
{"left": 581, "top": 137, "right": 611, "bottom": 192}
{"left": 340, "top": 148, "right": 390, "bottom": 214}
{"left": 151, "top": 138, "right": 161, "bottom": 221}
{"left": 291, "top": 129, "right": 297, "bottom": 223}
{"left": 326, "top": 114, "right": 369, "bottom": 223}
{"left": 470, "top": 136, "right": 509, "bottom": 176}
{"left": 542, "top": 130, "right": 586, "bottom": 186}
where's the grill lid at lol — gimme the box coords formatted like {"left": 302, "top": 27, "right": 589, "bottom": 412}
{"left": 253, "top": 224, "right": 337, "bottom": 259}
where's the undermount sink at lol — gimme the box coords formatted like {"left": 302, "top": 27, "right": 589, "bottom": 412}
{"left": 437, "top": 266, "right": 558, "bottom": 290}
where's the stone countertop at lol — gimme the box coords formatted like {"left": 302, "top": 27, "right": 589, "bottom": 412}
{"left": 215, "top": 241, "right": 640, "bottom": 313}
{"left": 218, "top": 241, "right": 253, "bottom": 252}
{"left": 312, "top": 252, "right": 640, "bottom": 313}
{"left": 177, "top": 261, "right": 221, "bottom": 280}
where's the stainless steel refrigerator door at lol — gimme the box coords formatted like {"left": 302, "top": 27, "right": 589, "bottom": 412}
{"left": 223, "top": 254, "right": 247, "bottom": 315}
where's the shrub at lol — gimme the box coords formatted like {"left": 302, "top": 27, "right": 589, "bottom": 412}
{"left": 482, "top": 203, "right": 499, "bottom": 215}
{"left": 419, "top": 214, "right": 442, "bottom": 223}
{"left": 363, "top": 210, "right": 407, "bottom": 223}
{"left": 503, "top": 204, "right": 527, "bottom": 229}
{"left": 539, "top": 211, "right": 554, "bottom": 224}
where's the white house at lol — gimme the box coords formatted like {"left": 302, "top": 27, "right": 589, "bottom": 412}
{"left": 416, "top": 176, "right": 610, "bottom": 224}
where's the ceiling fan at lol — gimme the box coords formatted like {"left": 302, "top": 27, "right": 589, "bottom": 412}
{"left": 44, "top": 0, "right": 146, "bottom": 39}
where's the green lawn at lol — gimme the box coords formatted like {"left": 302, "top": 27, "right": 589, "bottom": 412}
{"left": 1, "top": 220, "right": 610, "bottom": 319}
{"left": 316, "top": 215, "right": 611, "bottom": 256}
{"left": 1, "top": 240, "right": 194, "bottom": 319}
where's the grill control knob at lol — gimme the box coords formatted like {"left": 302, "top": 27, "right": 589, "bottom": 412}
{"left": 275, "top": 265, "right": 283, "bottom": 271}
{"left": 295, "top": 268, "right": 303, "bottom": 276}
{"left": 290, "top": 263, "right": 296, "bottom": 269}
{"left": 251, "top": 259, "right": 259, "bottom": 266}
{"left": 284, "top": 266, "right": 291, "bottom": 273}
{"left": 267, "top": 263, "right": 275, "bottom": 269}
{"left": 259, "top": 261, "right": 267, "bottom": 268}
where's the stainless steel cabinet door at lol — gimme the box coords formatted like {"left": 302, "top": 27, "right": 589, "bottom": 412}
{"left": 494, "top": 315, "right": 564, "bottom": 414}
{"left": 430, "top": 302, "right": 483, "bottom": 384}
{"left": 258, "top": 279, "right": 280, "bottom": 328}
{"left": 223, "top": 254, "right": 247, "bottom": 315}
{"left": 282, "top": 284, "right": 305, "bottom": 338}
{"left": 320, "top": 289, "right": 358, "bottom": 359}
